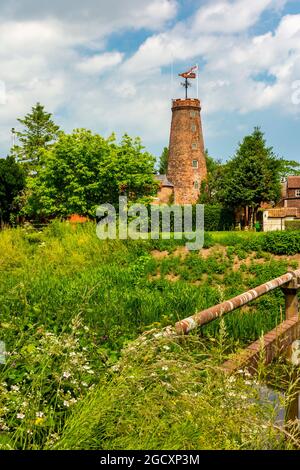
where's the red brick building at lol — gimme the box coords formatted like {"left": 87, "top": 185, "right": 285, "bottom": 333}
{"left": 152, "top": 174, "right": 174, "bottom": 204}
{"left": 156, "top": 97, "right": 207, "bottom": 205}
{"left": 263, "top": 176, "right": 300, "bottom": 231}
{"left": 279, "top": 176, "right": 300, "bottom": 208}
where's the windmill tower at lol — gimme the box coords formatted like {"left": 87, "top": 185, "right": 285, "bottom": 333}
{"left": 167, "top": 66, "right": 207, "bottom": 204}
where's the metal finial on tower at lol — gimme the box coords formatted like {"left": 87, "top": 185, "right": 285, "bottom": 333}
{"left": 11, "top": 127, "right": 16, "bottom": 147}
{"left": 179, "top": 65, "right": 198, "bottom": 99}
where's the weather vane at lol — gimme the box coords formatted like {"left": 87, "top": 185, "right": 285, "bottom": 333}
{"left": 179, "top": 65, "right": 198, "bottom": 99}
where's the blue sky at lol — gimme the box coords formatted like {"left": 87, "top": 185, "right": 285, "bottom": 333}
{"left": 0, "top": 0, "right": 300, "bottom": 163}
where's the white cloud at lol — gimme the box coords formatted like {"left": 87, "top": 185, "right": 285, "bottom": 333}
{"left": 77, "top": 52, "right": 124, "bottom": 75}
{"left": 0, "top": 0, "right": 299, "bottom": 159}
{"left": 193, "top": 0, "right": 286, "bottom": 34}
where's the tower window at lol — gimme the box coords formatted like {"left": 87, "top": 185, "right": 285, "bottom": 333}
{"left": 296, "top": 189, "right": 300, "bottom": 197}
{"left": 190, "top": 110, "right": 196, "bottom": 117}
{"left": 192, "top": 143, "right": 198, "bottom": 150}
{"left": 191, "top": 124, "right": 196, "bottom": 132}
{"left": 194, "top": 181, "right": 199, "bottom": 189}
{"left": 192, "top": 160, "right": 198, "bottom": 168}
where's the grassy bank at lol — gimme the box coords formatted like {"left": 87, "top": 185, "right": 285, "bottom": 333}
{"left": 0, "top": 222, "right": 299, "bottom": 449}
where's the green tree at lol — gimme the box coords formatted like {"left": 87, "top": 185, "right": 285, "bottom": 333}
{"left": 23, "top": 129, "right": 158, "bottom": 219}
{"left": 0, "top": 156, "right": 25, "bottom": 225}
{"left": 220, "top": 127, "right": 282, "bottom": 227}
{"left": 278, "top": 159, "right": 300, "bottom": 179}
{"left": 12, "top": 102, "right": 60, "bottom": 173}
{"left": 158, "top": 147, "right": 169, "bottom": 174}
{"left": 198, "top": 150, "right": 224, "bottom": 204}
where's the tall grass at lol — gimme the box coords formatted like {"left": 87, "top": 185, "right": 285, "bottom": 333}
{"left": 0, "top": 221, "right": 298, "bottom": 449}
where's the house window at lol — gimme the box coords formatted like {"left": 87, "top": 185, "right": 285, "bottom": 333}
{"left": 194, "top": 181, "right": 199, "bottom": 189}
{"left": 295, "top": 189, "right": 300, "bottom": 197}
{"left": 192, "top": 143, "right": 198, "bottom": 149}
{"left": 190, "top": 110, "right": 196, "bottom": 117}
{"left": 191, "top": 124, "right": 196, "bottom": 132}
{"left": 192, "top": 160, "right": 198, "bottom": 168}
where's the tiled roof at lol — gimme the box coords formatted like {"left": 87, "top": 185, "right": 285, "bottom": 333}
{"left": 267, "top": 208, "right": 300, "bottom": 218}
{"left": 287, "top": 176, "right": 300, "bottom": 189}
{"left": 154, "top": 174, "right": 174, "bottom": 187}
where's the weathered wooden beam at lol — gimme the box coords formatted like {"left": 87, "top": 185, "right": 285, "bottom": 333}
{"left": 282, "top": 278, "right": 299, "bottom": 364}
{"left": 176, "top": 269, "right": 300, "bottom": 334}
{"left": 221, "top": 316, "right": 300, "bottom": 375}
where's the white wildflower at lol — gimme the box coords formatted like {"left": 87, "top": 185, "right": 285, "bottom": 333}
{"left": 11, "top": 385, "right": 20, "bottom": 392}
{"left": 36, "top": 411, "right": 44, "bottom": 418}
{"left": 62, "top": 371, "right": 71, "bottom": 379}
{"left": 162, "top": 366, "right": 169, "bottom": 371}
{"left": 17, "top": 413, "right": 25, "bottom": 419}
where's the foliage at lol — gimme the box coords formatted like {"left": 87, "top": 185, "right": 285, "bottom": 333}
{"left": 212, "top": 229, "right": 300, "bottom": 255}
{"left": 54, "top": 331, "right": 296, "bottom": 450}
{"left": 204, "top": 204, "right": 235, "bottom": 231}
{"left": 278, "top": 159, "right": 300, "bottom": 179}
{"left": 0, "top": 156, "right": 25, "bottom": 225}
{"left": 262, "top": 231, "right": 300, "bottom": 255}
{"left": 198, "top": 150, "right": 224, "bottom": 204}
{"left": 285, "top": 220, "right": 300, "bottom": 231}
{"left": 12, "top": 103, "right": 60, "bottom": 174}
{"left": 220, "top": 127, "right": 282, "bottom": 224}
{"left": 22, "top": 130, "right": 158, "bottom": 219}
{"left": 0, "top": 222, "right": 299, "bottom": 449}
{"left": 158, "top": 147, "right": 169, "bottom": 174}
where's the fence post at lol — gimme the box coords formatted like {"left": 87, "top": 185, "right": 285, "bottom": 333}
{"left": 282, "top": 277, "right": 299, "bottom": 321}
{"left": 281, "top": 276, "right": 299, "bottom": 426}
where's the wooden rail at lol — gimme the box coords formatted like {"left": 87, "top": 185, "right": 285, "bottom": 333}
{"left": 176, "top": 270, "right": 300, "bottom": 334}
{"left": 175, "top": 269, "right": 300, "bottom": 421}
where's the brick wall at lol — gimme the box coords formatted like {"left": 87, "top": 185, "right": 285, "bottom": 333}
{"left": 286, "top": 199, "right": 300, "bottom": 209}
{"left": 167, "top": 98, "right": 207, "bottom": 204}
{"left": 153, "top": 186, "right": 173, "bottom": 204}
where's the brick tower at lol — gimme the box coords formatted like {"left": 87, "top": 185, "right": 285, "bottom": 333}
{"left": 167, "top": 97, "right": 207, "bottom": 205}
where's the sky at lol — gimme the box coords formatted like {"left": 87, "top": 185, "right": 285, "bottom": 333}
{"left": 0, "top": 0, "right": 300, "bottom": 164}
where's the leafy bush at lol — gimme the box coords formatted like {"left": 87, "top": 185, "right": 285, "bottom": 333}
{"left": 285, "top": 220, "right": 300, "bottom": 231}
{"left": 262, "top": 231, "right": 300, "bottom": 255}
{"left": 204, "top": 204, "right": 235, "bottom": 231}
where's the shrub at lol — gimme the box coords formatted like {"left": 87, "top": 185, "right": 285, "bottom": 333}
{"left": 262, "top": 231, "right": 300, "bottom": 255}
{"left": 204, "top": 204, "right": 235, "bottom": 231}
{"left": 285, "top": 220, "right": 300, "bottom": 231}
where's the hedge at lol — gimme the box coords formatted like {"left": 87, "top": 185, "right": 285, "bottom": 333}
{"left": 262, "top": 231, "right": 300, "bottom": 255}
{"left": 203, "top": 204, "right": 235, "bottom": 231}
{"left": 285, "top": 220, "right": 300, "bottom": 231}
